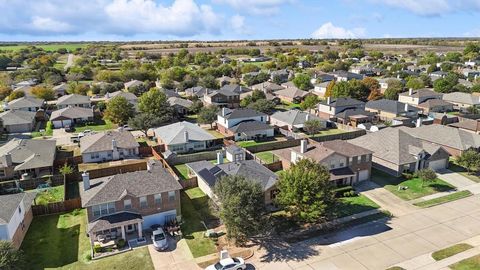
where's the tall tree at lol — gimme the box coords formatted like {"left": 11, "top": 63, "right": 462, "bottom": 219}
{"left": 303, "top": 119, "right": 323, "bottom": 136}
{"left": 137, "top": 88, "right": 173, "bottom": 120}
{"left": 457, "top": 149, "right": 480, "bottom": 173}
{"left": 292, "top": 73, "right": 313, "bottom": 90}
{"left": 300, "top": 95, "right": 319, "bottom": 112}
{"left": 324, "top": 80, "right": 335, "bottom": 98}
{"left": 247, "top": 99, "right": 276, "bottom": 114}
{"left": 197, "top": 106, "right": 218, "bottom": 129}
{"left": 128, "top": 113, "right": 165, "bottom": 135}
{"left": 384, "top": 79, "right": 404, "bottom": 100}
{"left": 214, "top": 175, "right": 267, "bottom": 244}
{"left": 276, "top": 159, "right": 336, "bottom": 222}
{"left": 31, "top": 86, "right": 55, "bottom": 101}
{"left": 0, "top": 240, "right": 25, "bottom": 270}
{"left": 104, "top": 96, "right": 135, "bottom": 125}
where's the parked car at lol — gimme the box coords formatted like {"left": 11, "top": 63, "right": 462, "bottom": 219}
{"left": 151, "top": 228, "right": 168, "bottom": 251}
{"left": 122, "top": 125, "right": 133, "bottom": 131}
{"left": 205, "top": 257, "right": 246, "bottom": 270}
{"left": 64, "top": 125, "right": 74, "bottom": 132}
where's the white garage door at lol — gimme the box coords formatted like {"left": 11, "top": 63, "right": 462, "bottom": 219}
{"left": 358, "top": 170, "right": 370, "bottom": 181}
{"left": 429, "top": 159, "right": 447, "bottom": 171}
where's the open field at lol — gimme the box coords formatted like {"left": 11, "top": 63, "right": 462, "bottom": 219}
{"left": 0, "top": 43, "right": 88, "bottom": 52}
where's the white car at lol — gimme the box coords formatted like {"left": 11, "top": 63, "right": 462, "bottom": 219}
{"left": 151, "top": 228, "right": 168, "bottom": 251}
{"left": 205, "top": 257, "right": 246, "bottom": 270}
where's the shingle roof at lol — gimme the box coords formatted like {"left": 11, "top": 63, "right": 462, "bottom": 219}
{"left": 124, "top": 80, "right": 143, "bottom": 89}
{"left": 220, "top": 84, "right": 251, "bottom": 94}
{"left": 80, "top": 130, "right": 139, "bottom": 154}
{"left": 229, "top": 121, "right": 273, "bottom": 133}
{"left": 80, "top": 161, "right": 182, "bottom": 207}
{"left": 274, "top": 87, "right": 309, "bottom": 98}
{"left": 443, "top": 92, "right": 480, "bottom": 106}
{"left": 107, "top": 91, "right": 138, "bottom": 102}
{"left": 251, "top": 82, "right": 285, "bottom": 92}
{"left": 88, "top": 212, "right": 142, "bottom": 233}
{"left": 0, "top": 138, "right": 56, "bottom": 171}
{"left": 321, "top": 97, "right": 365, "bottom": 107}
{"left": 0, "top": 110, "right": 36, "bottom": 126}
{"left": 418, "top": 99, "right": 453, "bottom": 108}
{"left": 57, "top": 94, "right": 90, "bottom": 106}
{"left": 154, "top": 121, "right": 215, "bottom": 145}
{"left": 50, "top": 107, "right": 93, "bottom": 121}
{"left": 335, "top": 109, "right": 375, "bottom": 119}
{"left": 399, "top": 89, "right": 442, "bottom": 98}
{"left": 0, "top": 192, "right": 36, "bottom": 224}
{"left": 270, "top": 110, "right": 323, "bottom": 127}
{"left": 7, "top": 96, "right": 44, "bottom": 110}
{"left": 168, "top": 97, "right": 193, "bottom": 108}
{"left": 366, "top": 99, "right": 420, "bottom": 114}
{"left": 220, "top": 108, "right": 266, "bottom": 120}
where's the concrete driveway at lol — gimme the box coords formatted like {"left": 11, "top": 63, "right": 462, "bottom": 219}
{"left": 437, "top": 169, "right": 477, "bottom": 188}
{"left": 247, "top": 194, "right": 480, "bottom": 270}
{"left": 148, "top": 237, "right": 200, "bottom": 270}
{"left": 51, "top": 129, "right": 74, "bottom": 146}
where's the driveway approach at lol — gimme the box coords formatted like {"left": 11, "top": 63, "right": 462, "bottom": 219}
{"left": 248, "top": 195, "right": 480, "bottom": 270}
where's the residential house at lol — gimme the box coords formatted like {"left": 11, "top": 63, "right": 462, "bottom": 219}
{"left": 184, "top": 86, "right": 209, "bottom": 98}
{"left": 124, "top": 80, "right": 143, "bottom": 91}
{"left": 79, "top": 161, "right": 182, "bottom": 251}
{"left": 106, "top": 91, "right": 138, "bottom": 107}
{"left": 50, "top": 107, "right": 94, "bottom": 128}
{"left": 442, "top": 92, "right": 480, "bottom": 112}
{"left": 399, "top": 124, "right": 480, "bottom": 157}
{"left": 220, "top": 84, "right": 251, "bottom": 95}
{"left": 0, "top": 138, "right": 56, "bottom": 180}
{"left": 398, "top": 88, "right": 443, "bottom": 106}
{"left": 0, "top": 110, "right": 36, "bottom": 133}
{"left": 313, "top": 81, "right": 330, "bottom": 97}
{"left": 417, "top": 99, "right": 454, "bottom": 114}
{"left": 251, "top": 82, "right": 285, "bottom": 93}
{"left": 270, "top": 69, "right": 290, "bottom": 83}
{"left": 317, "top": 97, "right": 365, "bottom": 119}
{"left": 217, "top": 108, "right": 273, "bottom": 140}
{"left": 216, "top": 76, "right": 236, "bottom": 87}
{"left": 0, "top": 193, "right": 36, "bottom": 248}
{"left": 203, "top": 89, "right": 240, "bottom": 109}
{"left": 154, "top": 121, "right": 216, "bottom": 154}
{"left": 349, "top": 128, "right": 450, "bottom": 176}
{"left": 449, "top": 119, "right": 480, "bottom": 134}
{"left": 365, "top": 99, "right": 420, "bottom": 121}
{"left": 330, "top": 70, "right": 364, "bottom": 82}
{"left": 270, "top": 110, "right": 326, "bottom": 132}
{"left": 52, "top": 83, "right": 68, "bottom": 98}
{"left": 80, "top": 130, "right": 140, "bottom": 163}
{"left": 168, "top": 97, "right": 193, "bottom": 116}
{"left": 429, "top": 71, "right": 448, "bottom": 82}
{"left": 274, "top": 139, "right": 372, "bottom": 186}
{"left": 311, "top": 72, "right": 335, "bottom": 84}
{"left": 56, "top": 94, "right": 91, "bottom": 109}
{"left": 186, "top": 158, "right": 278, "bottom": 205}
{"left": 334, "top": 109, "right": 376, "bottom": 127}
{"left": 274, "top": 87, "right": 309, "bottom": 103}
{"left": 3, "top": 96, "right": 44, "bottom": 112}
{"left": 378, "top": 77, "right": 403, "bottom": 93}
{"left": 462, "top": 68, "right": 480, "bottom": 78}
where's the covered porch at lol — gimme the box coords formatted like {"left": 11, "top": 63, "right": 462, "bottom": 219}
{"left": 330, "top": 167, "right": 357, "bottom": 186}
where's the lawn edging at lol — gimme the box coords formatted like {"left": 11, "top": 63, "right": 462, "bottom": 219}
{"left": 413, "top": 190, "right": 473, "bottom": 208}
{"left": 431, "top": 243, "right": 474, "bottom": 261}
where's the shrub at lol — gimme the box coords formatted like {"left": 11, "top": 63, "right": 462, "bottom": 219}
{"left": 334, "top": 186, "right": 353, "bottom": 197}
{"left": 71, "top": 209, "right": 81, "bottom": 216}
{"left": 343, "top": 190, "right": 356, "bottom": 197}
{"left": 402, "top": 172, "right": 414, "bottom": 179}
{"left": 116, "top": 238, "right": 126, "bottom": 248}
{"left": 93, "top": 244, "right": 103, "bottom": 253}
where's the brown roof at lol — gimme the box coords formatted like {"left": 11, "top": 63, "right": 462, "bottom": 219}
{"left": 449, "top": 120, "right": 479, "bottom": 132}
{"left": 320, "top": 140, "right": 373, "bottom": 157}
{"left": 80, "top": 130, "right": 139, "bottom": 154}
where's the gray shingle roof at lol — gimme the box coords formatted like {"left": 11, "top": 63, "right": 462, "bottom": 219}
{"left": 57, "top": 94, "right": 90, "bottom": 106}
{"left": 229, "top": 121, "right": 273, "bottom": 133}
{"left": 399, "top": 89, "right": 442, "bottom": 98}
{"left": 7, "top": 96, "right": 44, "bottom": 110}
{"left": 80, "top": 130, "right": 139, "bottom": 154}
{"left": 443, "top": 92, "right": 480, "bottom": 106}
{"left": 50, "top": 107, "right": 93, "bottom": 121}
{"left": 80, "top": 161, "right": 182, "bottom": 207}
{"left": 107, "top": 91, "right": 138, "bottom": 102}
{"left": 320, "top": 97, "right": 365, "bottom": 107}
{"left": 168, "top": 97, "right": 193, "bottom": 108}
{"left": 0, "top": 192, "right": 36, "bottom": 224}
{"left": 0, "top": 138, "right": 56, "bottom": 171}
{"left": 274, "top": 87, "right": 309, "bottom": 98}
{"left": 0, "top": 110, "right": 36, "bottom": 126}
{"left": 154, "top": 121, "right": 215, "bottom": 145}
{"left": 270, "top": 110, "right": 323, "bottom": 127}
{"left": 366, "top": 99, "right": 420, "bottom": 114}
{"left": 88, "top": 212, "right": 142, "bottom": 233}
{"left": 220, "top": 108, "right": 266, "bottom": 120}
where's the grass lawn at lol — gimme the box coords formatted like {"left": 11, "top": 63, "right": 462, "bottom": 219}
{"left": 255, "top": 151, "right": 279, "bottom": 164}
{"left": 449, "top": 160, "right": 480, "bottom": 183}
{"left": 310, "top": 128, "right": 348, "bottom": 138}
{"left": 414, "top": 190, "right": 473, "bottom": 208}
{"left": 0, "top": 43, "right": 88, "bottom": 52}
{"left": 31, "top": 185, "right": 65, "bottom": 205}
{"left": 206, "top": 129, "right": 225, "bottom": 139}
{"left": 181, "top": 188, "right": 218, "bottom": 258}
{"left": 74, "top": 119, "right": 117, "bottom": 133}
{"left": 336, "top": 194, "right": 380, "bottom": 218}
{"left": 432, "top": 243, "right": 473, "bottom": 261}
{"left": 371, "top": 170, "right": 455, "bottom": 201}
{"left": 21, "top": 209, "right": 154, "bottom": 270}
{"left": 236, "top": 138, "right": 283, "bottom": 148}
{"left": 174, "top": 164, "right": 190, "bottom": 180}
{"left": 450, "top": 254, "right": 480, "bottom": 270}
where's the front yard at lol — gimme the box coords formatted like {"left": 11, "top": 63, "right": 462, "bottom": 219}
{"left": 371, "top": 170, "right": 455, "bottom": 201}
{"left": 74, "top": 119, "right": 117, "bottom": 133}
{"left": 21, "top": 209, "right": 154, "bottom": 270}
{"left": 336, "top": 194, "right": 380, "bottom": 218}
{"left": 449, "top": 159, "right": 480, "bottom": 183}
{"left": 181, "top": 188, "right": 218, "bottom": 258}
{"left": 450, "top": 254, "right": 480, "bottom": 270}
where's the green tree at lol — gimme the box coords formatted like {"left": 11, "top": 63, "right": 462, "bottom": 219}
{"left": 332, "top": 79, "right": 370, "bottom": 101}
{"left": 384, "top": 79, "right": 404, "bottom": 100}
{"left": 8, "top": 91, "right": 24, "bottom": 101}
{"left": 416, "top": 168, "right": 437, "bottom": 188}
{"left": 0, "top": 240, "right": 25, "bottom": 270}
{"left": 214, "top": 175, "right": 267, "bottom": 244}
{"left": 137, "top": 88, "right": 172, "bottom": 118}
{"left": 197, "top": 106, "right": 218, "bottom": 129}
{"left": 276, "top": 158, "right": 336, "bottom": 222}
{"left": 59, "top": 163, "right": 74, "bottom": 187}
{"left": 0, "top": 86, "right": 12, "bottom": 101}
{"left": 303, "top": 119, "right": 323, "bottom": 136}
{"left": 31, "top": 86, "right": 55, "bottom": 101}
{"left": 405, "top": 77, "right": 425, "bottom": 90}
{"left": 300, "top": 95, "right": 319, "bottom": 111}
{"left": 457, "top": 149, "right": 480, "bottom": 174}
{"left": 128, "top": 113, "right": 165, "bottom": 135}
{"left": 433, "top": 73, "right": 458, "bottom": 93}
{"left": 324, "top": 80, "right": 335, "bottom": 98}
{"left": 104, "top": 96, "right": 135, "bottom": 125}
{"left": 292, "top": 73, "right": 313, "bottom": 90}
{"left": 247, "top": 99, "right": 276, "bottom": 114}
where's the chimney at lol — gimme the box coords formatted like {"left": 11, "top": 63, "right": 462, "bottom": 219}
{"left": 305, "top": 113, "right": 310, "bottom": 121}
{"left": 147, "top": 160, "right": 155, "bottom": 172}
{"left": 112, "top": 139, "right": 117, "bottom": 151}
{"left": 4, "top": 153, "right": 12, "bottom": 167}
{"left": 222, "top": 107, "right": 227, "bottom": 117}
{"left": 217, "top": 151, "right": 224, "bottom": 165}
{"left": 82, "top": 172, "right": 90, "bottom": 191}
{"left": 300, "top": 139, "right": 308, "bottom": 154}
{"left": 184, "top": 131, "right": 189, "bottom": 142}
{"left": 416, "top": 118, "right": 422, "bottom": 127}
{"left": 404, "top": 103, "right": 409, "bottom": 112}
{"left": 397, "top": 74, "right": 400, "bottom": 79}
{"left": 409, "top": 88, "right": 413, "bottom": 96}
{"left": 326, "top": 97, "right": 331, "bottom": 104}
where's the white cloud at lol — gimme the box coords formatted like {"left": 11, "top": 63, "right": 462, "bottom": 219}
{"left": 214, "top": 0, "right": 293, "bottom": 14}
{"left": 376, "top": 0, "right": 480, "bottom": 16}
{"left": 230, "top": 15, "right": 250, "bottom": 35}
{"left": 311, "top": 22, "right": 366, "bottom": 39}
{"left": 30, "top": 17, "right": 74, "bottom": 33}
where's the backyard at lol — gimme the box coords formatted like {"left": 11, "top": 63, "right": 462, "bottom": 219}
{"left": 174, "top": 164, "right": 190, "bottom": 180}
{"left": 371, "top": 170, "right": 455, "bottom": 201}
{"left": 255, "top": 151, "right": 280, "bottom": 164}
{"left": 181, "top": 188, "right": 218, "bottom": 258}
{"left": 30, "top": 185, "right": 65, "bottom": 205}
{"left": 21, "top": 209, "right": 154, "bottom": 270}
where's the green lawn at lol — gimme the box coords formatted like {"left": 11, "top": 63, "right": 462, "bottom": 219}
{"left": 236, "top": 138, "right": 282, "bottom": 148}
{"left": 174, "top": 164, "right": 190, "bottom": 180}
{"left": 371, "top": 170, "right": 455, "bottom": 201}
{"left": 432, "top": 243, "right": 473, "bottom": 261}
{"left": 315, "top": 128, "right": 348, "bottom": 137}
{"left": 32, "top": 185, "right": 65, "bottom": 205}
{"left": 206, "top": 129, "right": 225, "bottom": 139}
{"left": 74, "top": 119, "right": 117, "bottom": 133}
{"left": 21, "top": 209, "right": 154, "bottom": 270}
{"left": 255, "top": 151, "right": 279, "bottom": 164}
{"left": 414, "top": 190, "right": 473, "bottom": 208}
{"left": 0, "top": 43, "right": 88, "bottom": 52}
{"left": 450, "top": 254, "right": 480, "bottom": 270}
{"left": 449, "top": 160, "right": 480, "bottom": 183}
{"left": 336, "top": 194, "right": 380, "bottom": 218}
{"left": 181, "top": 188, "right": 218, "bottom": 258}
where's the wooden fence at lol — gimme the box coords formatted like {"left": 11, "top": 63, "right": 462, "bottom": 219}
{"left": 180, "top": 177, "right": 198, "bottom": 189}
{"left": 0, "top": 175, "right": 65, "bottom": 192}
{"left": 151, "top": 147, "right": 180, "bottom": 181}
{"left": 31, "top": 197, "right": 82, "bottom": 216}
{"left": 80, "top": 161, "right": 147, "bottom": 179}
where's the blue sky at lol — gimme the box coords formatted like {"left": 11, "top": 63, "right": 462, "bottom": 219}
{"left": 0, "top": 0, "right": 479, "bottom": 41}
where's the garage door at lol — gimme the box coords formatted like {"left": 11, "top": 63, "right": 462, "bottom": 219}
{"left": 429, "top": 159, "right": 447, "bottom": 171}
{"left": 358, "top": 170, "right": 370, "bottom": 181}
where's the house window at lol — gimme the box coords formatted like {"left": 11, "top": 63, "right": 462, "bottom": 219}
{"left": 0, "top": 169, "right": 5, "bottom": 177}
{"left": 330, "top": 164, "right": 335, "bottom": 169}
{"left": 168, "top": 191, "right": 176, "bottom": 202}
{"left": 93, "top": 205, "right": 100, "bottom": 217}
{"left": 124, "top": 199, "right": 132, "bottom": 210}
{"left": 339, "top": 162, "right": 344, "bottom": 167}
{"left": 108, "top": 202, "right": 115, "bottom": 214}
{"left": 140, "top": 196, "right": 148, "bottom": 209}
{"left": 18, "top": 206, "right": 22, "bottom": 214}
{"left": 154, "top": 194, "right": 162, "bottom": 206}
{"left": 90, "top": 154, "right": 95, "bottom": 159}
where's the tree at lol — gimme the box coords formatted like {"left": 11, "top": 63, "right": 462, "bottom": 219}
{"left": 30, "top": 86, "right": 55, "bottom": 101}
{"left": 0, "top": 240, "right": 25, "bottom": 270}
{"left": 59, "top": 163, "right": 74, "bottom": 186}
{"left": 197, "top": 106, "right": 218, "bottom": 129}
{"left": 137, "top": 88, "right": 172, "bottom": 119}
{"left": 300, "top": 95, "right": 319, "bottom": 112}
{"left": 8, "top": 91, "right": 24, "bottom": 101}
{"left": 292, "top": 73, "right": 313, "bottom": 90}
{"left": 363, "top": 77, "right": 382, "bottom": 101}
{"left": 128, "top": 113, "right": 165, "bottom": 135}
{"left": 214, "top": 175, "right": 267, "bottom": 244}
{"left": 416, "top": 168, "right": 437, "bottom": 188}
{"left": 324, "top": 80, "right": 335, "bottom": 98}
{"left": 247, "top": 99, "right": 276, "bottom": 114}
{"left": 104, "top": 96, "right": 135, "bottom": 125}
{"left": 384, "top": 79, "right": 404, "bottom": 100}
{"left": 276, "top": 158, "right": 336, "bottom": 222}
{"left": 433, "top": 73, "right": 458, "bottom": 93}
{"left": 332, "top": 79, "right": 370, "bottom": 101}
{"left": 0, "top": 86, "right": 12, "bottom": 101}
{"left": 405, "top": 77, "right": 425, "bottom": 90}
{"left": 303, "top": 119, "right": 323, "bottom": 136}
{"left": 457, "top": 149, "right": 480, "bottom": 174}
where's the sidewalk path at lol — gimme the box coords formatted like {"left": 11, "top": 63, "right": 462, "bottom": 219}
{"left": 64, "top": 53, "right": 74, "bottom": 70}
